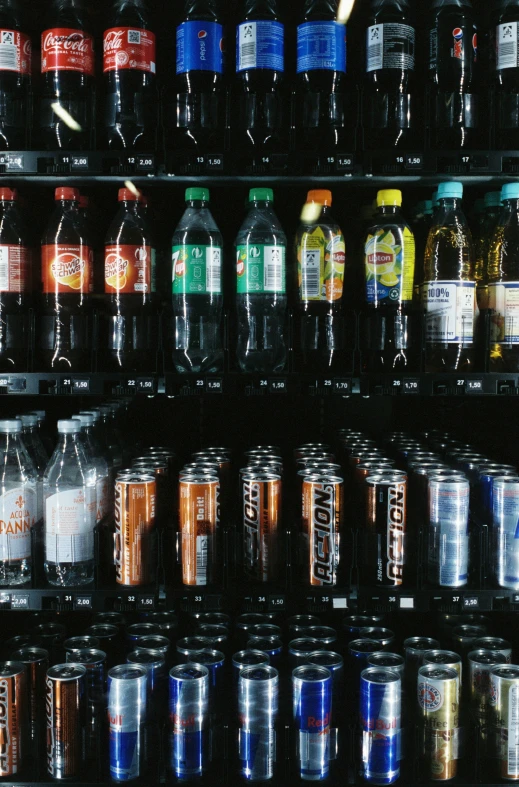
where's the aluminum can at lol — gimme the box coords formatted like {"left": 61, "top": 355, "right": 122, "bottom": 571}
{"left": 428, "top": 475, "right": 470, "bottom": 588}
{"left": 247, "top": 636, "right": 283, "bottom": 666}
{"left": 366, "top": 653, "right": 405, "bottom": 681}
{"left": 85, "top": 624, "right": 120, "bottom": 656}
{"left": 192, "top": 612, "right": 230, "bottom": 629}
{"left": 365, "top": 473, "right": 407, "bottom": 586}
{"left": 126, "top": 622, "right": 161, "bottom": 645}
{"left": 472, "top": 637, "right": 512, "bottom": 663}
{"left": 418, "top": 665, "right": 460, "bottom": 781}
{"left": 114, "top": 474, "right": 157, "bottom": 587}
{"left": 108, "top": 664, "right": 147, "bottom": 782}
{"left": 288, "top": 614, "right": 321, "bottom": 638}
{"left": 355, "top": 460, "right": 396, "bottom": 485}
{"left": 179, "top": 476, "right": 219, "bottom": 586}
{"left": 169, "top": 665, "right": 209, "bottom": 779}
{"left": 360, "top": 667, "right": 401, "bottom": 785}
{"left": 142, "top": 610, "right": 177, "bottom": 635}
{"left": 293, "top": 665, "right": 332, "bottom": 781}
{"left": 343, "top": 615, "right": 385, "bottom": 636}
{"left": 233, "top": 650, "right": 270, "bottom": 684}
{"left": 298, "top": 626, "right": 337, "bottom": 646}
{"left": 493, "top": 477, "right": 519, "bottom": 590}
{"left": 242, "top": 472, "right": 281, "bottom": 583}
{"left": 404, "top": 637, "right": 441, "bottom": 681}
{"left": 46, "top": 663, "right": 86, "bottom": 779}
{"left": 94, "top": 612, "right": 126, "bottom": 629}
{"left": 490, "top": 664, "right": 519, "bottom": 780}
{"left": 305, "top": 651, "right": 344, "bottom": 698}
{"left": 468, "top": 649, "right": 508, "bottom": 724}
{"left": 0, "top": 661, "right": 26, "bottom": 775}
{"left": 288, "top": 638, "right": 325, "bottom": 668}
{"left": 34, "top": 622, "right": 67, "bottom": 648}
{"left": 238, "top": 665, "right": 279, "bottom": 781}
{"left": 195, "top": 624, "right": 228, "bottom": 649}
{"left": 349, "top": 640, "right": 383, "bottom": 678}
{"left": 236, "top": 613, "right": 273, "bottom": 642}
{"left": 176, "top": 636, "right": 212, "bottom": 664}
{"left": 478, "top": 466, "right": 518, "bottom": 520}
{"left": 63, "top": 636, "right": 100, "bottom": 655}
{"left": 65, "top": 648, "right": 106, "bottom": 703}
{"left": 302, "top": 474, "right": 343, "bottom": 586}
{"left": 451, "top": 624, "right": 487, "bottom": 654}
{"left": 10, "top": 647, "right": 48, "bottom": 745}
{"left": 5, "top": 634, "right": 35, "bottom": 652}
{"left": 134, "top": 634, "right": 170, "bottom": 657}
{"left": 358, "top": 628, "right": 395, "bottom": 649}
{"left": 186, "top": 649, "right": 225, "bottom": 704}
{"left": 422, "top": 651, "right": 463, "bottom": 686}
{"left": 127, "top": 648, "right": 167, "bottom": 717}
{"left": 249, "top": 623, "right": 282, "bottom": 639}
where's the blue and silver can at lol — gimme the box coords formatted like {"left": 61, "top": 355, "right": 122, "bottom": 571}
{"left": 292, "top": 665, "right": 333, "bottom": 781}
{"left": 66, "top": 648, "right": 106, "bottom": 704}
{"left": 187, "top": 649, "right": 225, "bottom": 707}
{"left": 125, "top": 623, "right": 161, "bottom": 646}
{"left": 169, "top": 665, "right": 209, "bottom": 780}
{"left": 233, "top": 650, "right": 270, "bottom": 684}
{"left": 127, "top": 648, "right": 167, "bottom": 717}
{"left": 478, "top": 465, "right": 517, "bottom": 520}
{"left": 360, "top": 667, "right": 401, "bottom": 785}
{"left": 247, "top": 636, "right": 283, "bottom": 666}
{"left": 134, "top": 635, "right": 170, "bottom": 659}
{"left": 366, "top": 653, "right": 405, "bottom": 682}
{"left": 428, "top": 475, "right": 470, "bottom": 588}
{"left": 305, "top": 651, "right": 344, "bottom": 699}
{"left": 349, "top": 640, "right": 386, "bottom": 683}
{"left": 108, "top": 664, "right": 147, "bottom": 782}
{"left": 493, "top": 477, "right": 519, "bottom": 590}
{"left": 176, "top": 636, "right": 212, "bottom": 664}
{"left": 288, "top": 638, "right": 325, "bottom": 668}
{"left": 299, "top": 626, "right": 337, "bottom": 646}
{"left": 342, "top": 615, "right": 384, "bottom": 638}
{"left": 238, "top": 665, "right": 279, "bottom": 781}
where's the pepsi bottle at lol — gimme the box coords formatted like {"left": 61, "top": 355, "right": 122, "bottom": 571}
{"left": 0, "top": 0, "right": 31, "bottom": 150}
{"left": 493, "top": 0, "right": 519, "bottom": 149}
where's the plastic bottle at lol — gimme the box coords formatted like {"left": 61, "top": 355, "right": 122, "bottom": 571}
{"left": 103, "top": 0, "right": 157, "bottom": 150}
{"left": 235, "top": 188, "right": 287, "bottom": 373}
{"left": 102, "top": 187, "right": 157, "bottom": 373}
{"left": 0, "top": 0, "right": 31, "bottom": 149}
{"left": 475, "top": 191, "right": 502, "bottom": 311}
{"left": 72, "top": 413, "right": 111, "bottom": 525}
{"left": 172, "top": 187, "right": 223, "bottom": 374}
{"left": 423, "top": 182, "right": 476, "bottom": 372}
{"left": 364, "top": 0, "right": 417, "bottom": 150}
{"left": 413, "top": 201, "right": 434, "bottom": 280}
{"left": 493, "top": 0, "right": 519, "bottom": 149}
{"left": 363, "top": 189, "right": 417, "bottom": 372}
{"left": 0, "top": 419, "right": 37, "bottom": 586}
{"left": 97, "top": 405, "right": 123, "bottom": 472}
{"left": 0, "top": 187, "right": 31, "bottom": 371}
{"left": 43, "top": 418, "right": 96, "bottom": 587}
{"left": 295, "top": 190, "right": 346, "bottom": 373}
{"left": 38, "top": 186, "right": 93, "bottom": 372}
{"left": 39, "top": 0, "right": 95, "bottom": 150}
{"left": 29, "top": 410, "right": 54, "bottom": 457}
{"left": 19, "top": 414, "right": 47, "bottom": 527}
{"left": 234, "top": 0, "right": 287, "bottom": 159}
{"left": 427, "top": 0, "right": 479, "bottom": 149}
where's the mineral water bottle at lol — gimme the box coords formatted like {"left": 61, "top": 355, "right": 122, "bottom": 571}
{"left": 73, "top": 413, "right": 111, "bottom": 524}
{"left": 43, "top": 419, "right": 96, "bottom": 587}
{"left": 98, "top": 405, "right": 123, "bottom": 472}
{"left": 0, "top": 418, "right": 38, "bottom": 586}
{"left": 19, "top": 413, "right": 47, "bottom": 526}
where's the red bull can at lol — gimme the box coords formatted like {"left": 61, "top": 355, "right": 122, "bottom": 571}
{"left": 169, "top": 664, "right": 209, "bottom": 779}
{"left": 360, "top": 667, "right": 401, "bottom": 785}
{"left": 238, "top": 665, "right": 279, "bottom": 781}
{"left": 232, "top": 650, "right": 270, "bottom": 684}
{"left": 292, "top": 665, "right": 333, "bottom": 781}
{"left": 108, "top": 664, "right": 147, "bottom": 782}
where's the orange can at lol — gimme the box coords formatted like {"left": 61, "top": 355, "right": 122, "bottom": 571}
{"left": 302, "top": 475, "right": 343, "bottom": 586}
{"left": 242, "top": 472, "right": 282, "bottom": 583}
{"left": 179, "top": 476, "right": 220, "bottom": 586}
{"left": 0, "top": 662, "right": 25, "bottom": 776}
{"left": 114, "top": 474, "right": 156, "bottom": 587}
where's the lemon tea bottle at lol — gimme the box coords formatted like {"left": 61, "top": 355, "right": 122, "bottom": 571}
{"left": 362, "top": 189, "right": 417, "bottom": 372}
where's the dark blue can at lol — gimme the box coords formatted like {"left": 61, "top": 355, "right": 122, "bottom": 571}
{"left": 478, "top": 465, "right": 518, "bottom": 520}
{"left": 246, "top": 635, "right": 283, "bottom": 666}
{"left": 169, "top": 665, "right": 209, "bottom": 780}
{"left": 232, "top": 649, "right": 270, "bottom": 684}
{"left": 187, "top": 648, "right": 225, "bottom": 704}
{"left": 360, "top": 667, "right": 401, "bottom": 785}
{"left": 292, "top": 665, "right": 332, "bottom": 781}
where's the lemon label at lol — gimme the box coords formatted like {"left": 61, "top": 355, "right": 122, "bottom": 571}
{"left": 172, "top": 244, "right": 222, "bottom": 295}
{"left": 297, "top": 226, "right": 346, "bottom": 302}
{"left": 365, "top": 226, "right": 415, "bottom": 304}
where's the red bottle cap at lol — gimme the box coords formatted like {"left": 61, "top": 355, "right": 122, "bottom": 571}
{"left": 118, "top": 188, "right": 140, "bottom": 202}
{"left": 55, "top": 187, "right": 79, "bottom": 202}
{"left": 0, "top": 188, "right": 16, "bottom": 201}
{"left": 79, "top": 195, "right": 89, "bottom": 209}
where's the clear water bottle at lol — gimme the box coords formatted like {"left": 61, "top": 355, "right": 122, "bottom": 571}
{"left": 29, "top": 409, "right": 53, "bottom": 456}
{"left": 43, "top": 419, "right": 96, "bottom": 587}
{"left": 19, "top": 414, "right": 47, "bottom": 526}
{"left": 172, "top": 188, "right": 224, "bottom": 374}
{"left": 0, "top": 419, "right": 38, "bottom": 586}
{"left": 97, "top": 405, "right": 123, "bottom": 472}
{"left": 235, "top": 188, "right": 287, "bottom": 373}
{"left": 73, "top": 413, "right": 111, "bottom": 525}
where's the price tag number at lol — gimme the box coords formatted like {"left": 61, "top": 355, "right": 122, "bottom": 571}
{"left": 73, "top": 379, "right": 90, "bottom": 393}
{"left": 72, "top": 156, "right": 89, "bottom": 169}
{"left": 137, "top": 378, "right": 154, "bottom": 392}
{"left": 75, "top": 596, "right": 92, "bottom": 610}
{"left": 463, "top": 597, "right": 479, "bottom": 608}
{"left": 404, "top": 379, "right": 420, "bottom": 394}
{"left": 207, "top": 379, "right": 222, "bottom": 393}
{"left": 334, "top": 379, "right": 350, "bottom": 393}
{"left": 269, "top": 596, "right": 285, "bottom": 607}
{"left": 270, "top": 380, "right": 287, "bottom": 393}
{"left": 405, "top": 154, "right": 423, "bottom": 168}
{"left": 137, "top": 156, "right": 154, "bottom": 168}
{"left": 11, "top": 595, "right": 28, "bottom": 609}
{"left": 466, "top": 380, "right": 483, "bottom": 393}
{"left": 138, "top": 596, "right": 155, "bottom": 610}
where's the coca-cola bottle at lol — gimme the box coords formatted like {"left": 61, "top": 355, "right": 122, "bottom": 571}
{"left": 0, "top": 187, "right": 30, "bottom": 371}
{"left": 103, "top": 0, "right": 157, "bottom": 150}
{"left": 102, "top": 188, "right": 157, "bottom": 373}
{"left": 0, "top": 0, "right": 31, "bottom": 150}
{"left": 39, "top": 0, "right": 95, "bottom": 150}
{"left": 38, "top": 186, "right": 94, "bottom": 372}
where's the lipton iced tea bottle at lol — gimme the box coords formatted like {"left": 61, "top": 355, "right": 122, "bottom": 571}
{"left": 0, "top": 187, "right": 31, "bottom": 371}
{"left": 423, "top": 181, "right": 476, "bottom": 372}
{"left": 363, "top": 190, "right": 418, "bottom": 372}
{"left": 38, "top": 186, "right": 93, "bottom": 372}
{"left": 103, "top": 188, "right": 156, "bottom": 373}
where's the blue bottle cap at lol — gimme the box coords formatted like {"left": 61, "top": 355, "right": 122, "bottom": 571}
{"left": 501, "top": 183, "right": 519, "bottom": 202}
{"left": 432, "top": 191, "right": 439, "bottom": 207}
{"left": 484, "top": 191, "right": 503, "bottom": 208}
{"left": 437, "top": 182, "right": 463, "bottom": 200}
{"left": 423, "top": 200, "right": 433, "bottom": 215}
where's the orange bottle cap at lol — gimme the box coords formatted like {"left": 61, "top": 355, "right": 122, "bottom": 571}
{"left": 307, "top": 190, "right": 332, "bottom": 206}
{"left": 0, "top": 188, "right": 16, "bottom": 201}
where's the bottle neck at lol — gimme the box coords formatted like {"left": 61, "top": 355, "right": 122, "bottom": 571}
{"left": 244, "top": 0, "right": 278, "bottom": 17}
{"left": 188, "top": 200, "right": 209, "bottom": 209}
{"left": 503, "top": 199, "right": 519, "bottom": 213}
{"left": 58, "top": 199, "right": 78, "bottom": 211}
{"left": 250, "top": 200, "right": 271, "bottom": 210}
{"left": 438, "top": 197, "right": 461, "bottom": 210}
{"left": 378, "top": 205, "right": 400, "bottom": 216}
{"left": 185, "top": 0, "right": 218, "bottom": 19}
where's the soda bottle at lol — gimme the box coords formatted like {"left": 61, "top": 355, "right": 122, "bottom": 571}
{"left": 0, "top": 418, "right": 37, "bottom": 586}
{"left": 172, "top": 0, "right": 225, "bottom": 153}
{"left": 423, "top": 181, "right": 476, "bottom": 372}
{"left": 235, "top": 188, "right": 287, "bottom": 373}
{"left": 38, "top": 186, "right": 94, "bottom": 372}
{"left": 19, "top": 413, "right": 47, "bottom": 527}
{"left": 362, "top": 189, "right": 418, "bottom": 372}
{"left": 363, "top": 0, "right": 418, "bottom": 150}
{"left": 0, "top": 186, "right": 31, "bottom": 371}
{"left": 427, "top": 0, "right": 479, "bottom": 149}
{"left": 233, "top": 0, "right": 287, "bottom": 159}
{"left": 487, "top": 183, "right": 519, "bottom": 371}
{"left": 102, "top": 188, "right": 157, "bottom": 374}
{"left": 296, "top": 0, "right": 354, "bottom": 155}
{"left": 493, "top": 0, "right": 519, "bottom": 149}
{"left": 171, "top": 188, "right": 224, "bottom": 374}
{"left": 295, "top": 190, "right": 347, "bottom": 373}
{"left": 0, "top": 0, "right": 31, "bottom": 149}
{"left": 475, "top": 191, "right": 502, "bottom": 311}
{"left": 39, "top": 0, "right": 95, "bottom": 151}
{"left": 103, "top": 0, "right": 157, "bottom": 151}
{"left": 43, "top": 419, "right": 96, "bottom": 586}
{"left": 72, "top": 413, "right": 111, "bottom": 525}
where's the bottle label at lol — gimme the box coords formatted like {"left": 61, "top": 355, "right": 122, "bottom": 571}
{"left": 45, "top": 487, "right": 96, "bottom": 564}
{"left": 497, "top": 22, "right": 519, "bottom": 70}
{"left": 0, "top": 486, "right": 36, "bottom": 562}
{"left": 176, "top": 21, "right": 224, "bottom": 75}
{"left": 237, "top": 244, "right": 286, "bottom": 294}
{"left": 489, "top": 282, "right": 519, "bottom": 344}
{"left": 172, "top": 245, "right": 222, "bottom": 295}
{"left": 105, "top": 244, "right": 155, "bottom": 294}
{"left": 422, "top": 281, "right": 476, "bottom": 344}
{"left": 41, "top": 28, "right": 95, "bottom": 75}
{"left": 236, "top": 21, "right": 284, "bottom": 72}
{"left": 366, "top": 23, "right": 415, "bottom": 72}
{"left": 429, "top": 24, "right": 477, "bottom": 69}
{"left": 96, "top": 476, "right": 110, "bottom": 524}
{"left": 103, "top": 27, "right": 156, "bottom": 74}
{"left": 296, "top": 21, "right": 346, "bottom": 74}
{"left": 298, "top": 228, "right": 345, "bottom": 302}
{"left": 0, "top": 30, "right": 31, "bottom": 74}
{"left": 42, "top": 245, "right": 93, "bottom": 294}
{"left": 365, "top": 227, "right": 415, "bottom": 304}
{"left": 0, "top": 245, "right": 30, "bottom": 293}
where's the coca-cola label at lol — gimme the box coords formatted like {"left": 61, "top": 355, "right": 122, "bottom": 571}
{"left": 0, "top": 30, "right": 31, "bottom": 74}
{"left": 105, "top": 244, "right": 155, "bottom": 293}
{"left": 41, "top": 28, "right": 95, "bottom": 75}
{"left": 103, "top": 27, "right": 156, "bottom": 74}
{"left": 0, "top": 245, "right": 30, "bottom": 293}
{"left": 42, "top": 244, "right": 93, "bottom": 294}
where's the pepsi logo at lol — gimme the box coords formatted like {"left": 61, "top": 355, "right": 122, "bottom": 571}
{"left": 198, "top": 30, "right": 207, "bottom": 39}
{"left": 453, "top": 28, "right": 463, "bottom": 40}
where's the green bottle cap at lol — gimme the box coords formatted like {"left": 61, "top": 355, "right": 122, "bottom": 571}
{"left": 249, "top": 188, "right": 274, "bottom": 203}
{"left": 185, "top": 188, "right": 209, "bottom": 202}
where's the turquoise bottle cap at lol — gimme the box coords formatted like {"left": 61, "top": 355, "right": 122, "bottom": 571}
{"left": 484, "top": 191, "right": 503, "bottom": 208}
{"left": 501, "top": 183, "right": 519, "bottom": 202}
{"left": 437, "top": 182, "right": 463, "bottom": 200}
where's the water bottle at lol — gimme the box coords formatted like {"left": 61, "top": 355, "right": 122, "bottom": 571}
{"left": 171, "top": 188, "right": 223, "bottom": 374}
{"left": 43, "top": 419, "right": 96, "bottom": 587}
{"left": 235, "top": 188, "right": 287, "bottom": 373}
{"left": 29, "top": 409, "right": 54, "bottom": 456}
{"left": 19, "top": 414, "right": 47, "bottom": 527}
{"left": 98, "top": 405, "right": 123, "bottom": 472}
{"left": 0, "top": 418, "right": 37, "bottom": 586}
{"left": 73, "top": 413, "right": 111, "bottom": 525}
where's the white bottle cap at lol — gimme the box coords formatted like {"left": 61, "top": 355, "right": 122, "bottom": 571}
{"left": 20, "top": 415, "right": 38, "bottom": 427}
{"left": 57, "top": 420, "right": 81, "bottom": 434}
{"left": 80, "top": 410, "right": 100, "bottom": 423}
{"left": 73, "top": 414, "right": 94, "bottom": 427}
{"left": 0, "top": 419, "right": 22, "bottom": 433}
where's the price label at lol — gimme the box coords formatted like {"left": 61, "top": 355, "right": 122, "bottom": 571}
{"left": 11, "top": 594, "right": 29, "bottom": 609}
{"left": 207, "top": 379, "right": 222, "bottom": 394}
{"left": 403, "top": 379, "right": 420, "bottom": 394}
{"left": 74, "top": 595, "right": 92, "bottom": 610}
{"left": 270, "top": 379, "right": 287, "bottom": 393}
{"left": 332, "top": 597, "right": 348, "bottom": 609}
{"left": 137, "top": 378, "right": 155, "bottom": 393}
{"left": 71, "top": 155, "right": 89, "bottom": 170}
{"left": 405, "top": 154, "right": 423, "bottom": 169}
{"left": 207, "top": 156, "right": 224, "bottom": 170}
{"left": 463, "top": 596, "right": 479, "bottom": 609}
{"left": 268, "top": 595, "right": 285, "bottom": 609}
{"left": 466, "top": 379, "right": 484, "bottom": 394}
{"left": 336, "top": 155, "right": 354, "bottom": 171}
{"left": 73, "top": 378, "right": 90, "bottom": 393}
{"left": 334, "top": 378, "right": 350, "bottom": 394}
{"left": 138, "top": 595, "right": 155, "bottom": 610}
{"left": 136, "top": 155, "right": 154, "bottom": 170}
{"left": 0, "top": 153, "right": 24, "bottom": 171}
{"left": 399, "top": 597, "right": 414, "bottom": 609}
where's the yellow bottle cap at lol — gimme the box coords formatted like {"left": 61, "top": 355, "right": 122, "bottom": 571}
{"left": 377, "top": 190, "right": 402, "bottom": 207}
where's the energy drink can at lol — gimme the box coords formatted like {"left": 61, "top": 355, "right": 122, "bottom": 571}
{"left": 418, "top": 665, "right": 460, "bottom": 781}
{"left": 63, "top": 636, "right": 100, "bottom": 656}
{"left": 232, "top": 650, "right": 270, "bottom": 684}
{"left": 342, "top": 615, "right": 385, "bottom": 637}
{"left": 358, "top": 628, "right": 395, "bottom": 649}
{"left": 195, "top": 624, "right": 228, "bottom": 650}
{"left": 428, "top": 476, "right": 470, "bottom": 588}
{"left": 292, "top": 665, "right": 332, "bottom": 781}
{"left": 366, "top": 653, "right": 405, "bottom": 681}
{"left": 176, "top": 637, "right": 213, "bottom": 664}
{"left": 108, "top": 664, "right": 147, "bottom": 782}
{"left": 305, "top": 651, "right": 344, "bottom": 703}
{"left": 490, "top": 664, "right": 519, "bottom": 781}
{"left": 299, "top": 626, "right": 337, "bottom": 646}
{"left": 365, "top": 473, "right": 407, "bottom": 586}
{"left": 46, "top": 664, "right": 86, "bottom": 779}
{"left": 114, "top": 474, "right": 157, "bottom": 586}
{"left": 10, "top": 647, "right": 48, "bottom": 746}
{"left": 468, "top": 649, "right": 508, "bottom": 724}
{"left": 126, "top": 623, "right": 161, "bottom": 646}
{"left": 360, "top": 667, "right": 401, "bottom": 785}
{"left": 241, "top": 472, "right": 281, "bottom": 583}
{"left": 288, "top": 638, "right": 325, "bottom": 668}
{"left": 179, "top": 476, "right": 220, "bottom": 586}
{"left": 302, "top": 475, "right": 343, "bottom": 586}
{"left": 0, "top": 661, "right": 26, "bottom": 775}
{"left": 65, "top": 648, "right": 106, "bottom": 703}
{"left": 187, "top": 649, "right": 225, "bottom": 706}
{"left": 238, "top": 665, "right": 279, "bottom": 781}
{"left": 247, "top": 636, "right": 283, "bottom": 667}
{"left": 134, "top": 635, "right": 171, "bottom": 658}
{"left": 127, "top": 648, "right": 167, "bottom": 712}
{"left": 472, "top": 637, "right": 512, "bottom": 663}
{"left": 169, "top": 665, "right": 210, "bottom": 780}
{"left": 493, "top": 477, "right": 519, "bottom": 590}
{"left": 288, "top": 614, "right": 321, "bottom": 638}
{"left": 451, "top": 624, "right": 487, "bottom": 654}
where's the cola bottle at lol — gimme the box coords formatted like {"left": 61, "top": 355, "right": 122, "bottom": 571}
{"left": 0, "top": 187, "right": 31, "bottom": 371}
{"left": 103, "top": 0, "right": 157, "bottom": 150}
{"left": 38, "top": 186, "right": 94, "bottom": 372}
{"left": 0, "top": 0, "right": 31, "bottom": 149}
{"left": 493, "top": 0, "right": 519, "bottom": 149}
{"left": 39, "top": 0, "right": 95, "bottom": 150}
{"left": 102, "top": 188, "right": 157, "bottom": 373}
{"left": 427, "top": 0, "right": 479, "bottom": 149}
